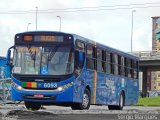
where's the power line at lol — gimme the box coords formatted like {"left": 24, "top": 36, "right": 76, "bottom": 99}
{"left": 39, "top": 2, "right": 160, "bottom": 11}
{"left": 0, "top": 2, "right": 160, "bottom": 14}
{"left": 35, "top": 5, "right": 160, "bottom": 13}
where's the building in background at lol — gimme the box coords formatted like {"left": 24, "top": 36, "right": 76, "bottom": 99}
{"left": 151, "top": 16, "right": 160, "bottom": 91}
{"left": 152, "top": 16, "right": 160, "bottom": 50}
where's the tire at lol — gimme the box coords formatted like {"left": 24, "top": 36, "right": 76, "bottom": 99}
{"left": 25, "top": 101, "right": 41, "bottom": 111}
{"left": 108, "top": 93, "right": 124, "bottom": 110}
{"left": 118, "top": 93, "right": 124, "bottom": 110}
{"left": 71, "top": 89, "right": 90, "bottom": 110}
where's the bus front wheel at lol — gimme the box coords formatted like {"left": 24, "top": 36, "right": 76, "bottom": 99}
{"left": 71, "top": 89, "right": 91, "bottom": 110}
{"left": 25, "top": 101, "right": 41, "bottom": 111}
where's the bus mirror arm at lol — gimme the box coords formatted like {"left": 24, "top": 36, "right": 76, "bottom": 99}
{"left": 6, "top": 46, "right": 14, "bottom": 66}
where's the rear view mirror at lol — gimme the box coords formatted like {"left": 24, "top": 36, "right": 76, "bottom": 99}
{"left": 6, "top": 49, "right": 11, "bottom": 66}
{"left": 6, "top": 46, "right": 14, "bottom": 66}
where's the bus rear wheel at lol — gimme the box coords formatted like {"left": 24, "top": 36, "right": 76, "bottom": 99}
{"left": 108, "top": 93, "right": 124, "bottom": 110}
{"left": 71, "top": 89, "right": 90, "bottom": 110}
{"left": 25, "top": 101, "right": 41, "bottom": 111}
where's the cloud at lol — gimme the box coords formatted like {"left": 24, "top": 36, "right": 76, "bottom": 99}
{"left": 0, "top": 0, "right": 160, "bottom": 56}
{"left": 133, "top": 22, "right": 152, "bottom": 51}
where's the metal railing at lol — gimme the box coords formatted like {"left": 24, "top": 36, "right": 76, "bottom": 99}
{"left": 0, "top": 67, "right": 11, "bottom": 104}
{"left": 130, "top": 50, "right": 160, "bottom": 60}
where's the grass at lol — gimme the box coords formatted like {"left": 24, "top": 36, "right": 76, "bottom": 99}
{"left": 135, "top": 97, "right": 160, "bottom": 106}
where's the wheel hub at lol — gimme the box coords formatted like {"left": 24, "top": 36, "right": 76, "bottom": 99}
{"left": 82, "top": 93, "right": 89, "bottom": 108}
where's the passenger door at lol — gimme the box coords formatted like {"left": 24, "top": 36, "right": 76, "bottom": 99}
{"left": 73, "top": 40, "right": 85, "bottom": 102}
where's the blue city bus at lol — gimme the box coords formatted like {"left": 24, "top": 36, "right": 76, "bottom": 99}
{"left": 7, "top": 31, "right": 139, "bottom": 110}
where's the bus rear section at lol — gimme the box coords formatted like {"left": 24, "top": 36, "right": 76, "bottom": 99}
{"left": 85, "top": 44, "right": 139, "bottom": 110}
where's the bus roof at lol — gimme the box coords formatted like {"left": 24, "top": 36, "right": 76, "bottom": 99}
{"left": 17, "top": 31, "right": 139, "bottom": 61}
{"left": 72, "top": 34, "right": 139, "bottom": 61}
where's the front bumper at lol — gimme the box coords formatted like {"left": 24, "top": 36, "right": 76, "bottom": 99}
{"left": 11, "top": 84, "right": 74, "bottom": 103}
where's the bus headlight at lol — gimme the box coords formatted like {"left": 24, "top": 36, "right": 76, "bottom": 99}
{"left": 57, "top": 87, "right": 63, "bottom": 91}
{"left": 57, "top": 82, "right": 73, "bottom": 92}
{"left": 12, "top": 82, "right": 24, "bottom": 91}
{"left": 17, "top": 85, "right": 23, "bottom": 90}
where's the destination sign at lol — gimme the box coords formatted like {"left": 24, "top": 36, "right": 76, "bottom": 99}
{"left": 23, "top": 35, "right": 63, "bottom": 42}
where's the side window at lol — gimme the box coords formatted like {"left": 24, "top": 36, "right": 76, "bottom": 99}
{"left": 97, "top": 48, "right": 102, "bottom": 72}
{"left": 86, "top": 44, "right": 96, "bottom": 70}
{"left": 114, "top": 54, "right": 118, "bottom": 75}
{"left": 118, "top": 55, "right": 121, "bottom": 75}
{"left": 130, "top": 60, "right": 134, "bottom": 78}
{"left": 76, "top": 41, "right": 85, "bottom": 52}
{"left": 97, "top": 48, "right": 102, "bottom": 59}
{"left": 124, "top": 57, "right": 128, "bottom": 77}
{"left": 127, "top": 59, "right": 131, "bottom": 78}
{"left": 110, "top": 53, "right": 114, "bottom": 74}
{"left": 93, "top": 47, "right": 97, "bottom": 70}
{"left": 102, "top": 50, "right": 106, "bottom": 73}
{"left": 106, "top": 51, "right": 111, "bottom": 73}
{"left": 121, "top": 56, "right": 125, "bottom": 76}
{"left": 133, "top": 61, "right": 138, "bottom": 79}
{"left": 87, "top": 45, "right": 93, "bottom": 69}
{"left": 86, "top": 58, "right": 94, "bottom": 69}
{"left": 106, "top": 51, "right": 110, "bottom": 62}
{"left": 87, "top": 45, "right": 93, "bottom": 58}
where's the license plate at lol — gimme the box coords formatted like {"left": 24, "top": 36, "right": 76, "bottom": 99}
{"left": 33, "top": 94, "right": 44, "bottom": 98}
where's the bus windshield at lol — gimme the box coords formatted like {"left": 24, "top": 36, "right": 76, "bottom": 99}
{"left": 13, "top": 46, "right": 74, "bottom": 75}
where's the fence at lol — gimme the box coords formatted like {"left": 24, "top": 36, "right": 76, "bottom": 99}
{"left": 0, "top": 67, "right": 11, "bottom": 104}
{"left": 130, "top": 50, "right": 160, "bottom": 60}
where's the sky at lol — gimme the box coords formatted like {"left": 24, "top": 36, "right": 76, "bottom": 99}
{"left": 0, "top": 0, "right": 160, "bottom": 56}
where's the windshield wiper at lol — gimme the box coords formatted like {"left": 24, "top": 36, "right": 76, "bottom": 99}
{"left": 28, "top": 47, "right": 36, "bottom": 60}
{"left": 28, "top": 47, "right": 36, "bottom": 68}
{"left": 39, "top": 46, "right": 60, "bottom": 74}
{"left": 46, "top": 46, "right": 60, "bottom": 69}
{"left": 48, "top": 45, "right": 60, "bottom": 61}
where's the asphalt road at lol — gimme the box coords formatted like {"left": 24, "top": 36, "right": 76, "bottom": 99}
{"left": 0, "top": 105, "right": 160, "bottom": 120}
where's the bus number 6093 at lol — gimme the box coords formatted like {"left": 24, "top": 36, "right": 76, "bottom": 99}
{"left": 44, "top": 83, "right": 57, "bottom": 88}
